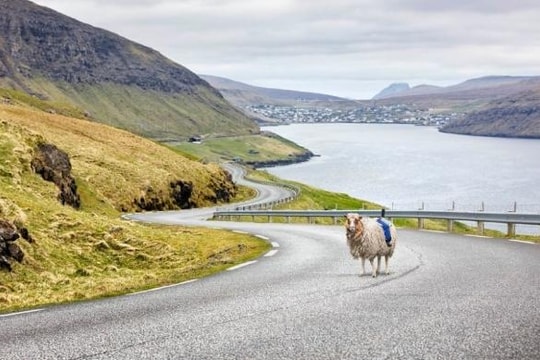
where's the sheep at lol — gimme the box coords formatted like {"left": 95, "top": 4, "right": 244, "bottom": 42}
{"left": 344, "top": 213, "right": 397, "bottom": 277}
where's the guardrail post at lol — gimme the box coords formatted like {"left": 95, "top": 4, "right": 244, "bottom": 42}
{"left": 507, "top": 223, "right": 516, "bottom": 237}
{"left": 447, "top": 219, "right": 454, "bottom": 232}
{"left": 477, "top": 221, "right": 484, "bottom": 235}
{"left": 418, "top": 218, "right": 424, "bottom": 229}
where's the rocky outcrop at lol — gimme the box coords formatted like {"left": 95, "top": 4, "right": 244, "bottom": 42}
{"left": 31, "top": 143, "right": 81, "bottom": 208}
{"left": 0, "top": 219, "right": 32, "bottom": 271}
{"left": 134, "top": 177, "right": 236, "bottom": 211}
{"left": 135, "top": 180, "right": 195, "bottom": 211}
{"left": 170, "top": 180, "right": 195, "bottom": 209}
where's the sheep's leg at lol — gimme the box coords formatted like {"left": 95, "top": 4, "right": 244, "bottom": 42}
{"left": 384, "top": 255, "right": 390, "bottom": 275}
{"left": 369, "top": 258, "right": 376, "bottom": 277}
{"left": 376, "top": 255, "right": 382, "bottom": 275}
{"left": 360, "top": 257, "right": 366, "bottom": 276}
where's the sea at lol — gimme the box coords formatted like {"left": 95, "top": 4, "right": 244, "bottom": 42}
{"left": 261, "top": 123, "right": 540, "bottom": 235}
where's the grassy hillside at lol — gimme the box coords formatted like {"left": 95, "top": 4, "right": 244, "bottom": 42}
{"left": 0, "top": 78, "right": 259, "bottom": 141}
{"left": 0, "top": 103, "right": 269, "bottom": 312}
{"left": 171, "top": 131, "right": 312, "bottom": 166}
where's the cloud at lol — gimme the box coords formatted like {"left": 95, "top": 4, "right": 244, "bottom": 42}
{"left": 32, "top": 0, "right": 540, "bottom": 98}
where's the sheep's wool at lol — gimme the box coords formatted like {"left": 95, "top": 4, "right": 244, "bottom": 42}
{"left": 346, "top": 215, "right": 397, "bottom": 261}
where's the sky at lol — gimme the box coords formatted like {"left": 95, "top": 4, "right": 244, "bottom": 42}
{"left": 31, "top": 0, "right": 540, "bottom": 99}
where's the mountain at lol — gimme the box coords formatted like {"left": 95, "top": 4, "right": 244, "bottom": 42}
{"left": 371, "top": 76, "right": 540, "bottom": 138}
{"left": 0, "top": 0, "right": 258, "bottom": 140}
{"left": 200, "top": 75, "right": 351, "bottom": 123}
{"left": 372, "top": 82, "right": 410, "bottom": 99}
{"left": 375, "top": 76, "right": 540, "bottom": 104}
{"left": 200, "top": 74, "right": 347, "bottom": 106}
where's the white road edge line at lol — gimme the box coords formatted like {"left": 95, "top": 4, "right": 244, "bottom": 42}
{"left": 126, "top": 279, "right": 199, "bottom": 296}
{"left": 271, "top": 241, "right": 280, "bottom": 248}
{"left": 264, "top": 249, "right": 278, "bottom": 257}
{"left": 0, "top": 308, "right": 44, "bottom": 318}
{"left": 227, "top": 260, "right": 257, "bottom": 271}
{"left": 233, "top": 230, "right": 248, "bottom": 234}
{"left": 509, "top": 239, "right": 536, "bottom": 245}
{"left": 255, "top": 234, "right": 269, "bottom": 240}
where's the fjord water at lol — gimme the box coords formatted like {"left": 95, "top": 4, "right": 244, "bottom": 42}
{"left": 263, "top": 123, "right": 540, "bottom": 233}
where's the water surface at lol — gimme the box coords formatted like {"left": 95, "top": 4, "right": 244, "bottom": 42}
{"left": 263, "top": 123, "right": 540, "bottom": 215}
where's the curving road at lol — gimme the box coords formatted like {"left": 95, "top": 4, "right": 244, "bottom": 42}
{"left": 1, "top": 166, "right": 539, "bottom": 359}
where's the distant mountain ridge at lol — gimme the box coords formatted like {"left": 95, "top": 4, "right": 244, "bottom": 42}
{"left": 203, "top": 73, "right": 540, "bottom": 138}
{"left": 374, "top": 76, "right": 540, "bottom": 101}
{"left": 200, "top": 74, "right": 347, "bottom": 106}
{"left": 372, "top": 82, "right": 410, "bottom": 99}
{"left": 440, "top": 83, "right": 540, "bottom": 138}
{"left": 375, "top": 76, "right": 540, "bottom": 139}
{"left": 0, "top": 0, "right": 258, "bottom": 140}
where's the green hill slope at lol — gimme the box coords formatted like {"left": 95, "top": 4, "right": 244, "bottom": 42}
{"left": 0, "top": 102, "right": 268, "bottom": 312}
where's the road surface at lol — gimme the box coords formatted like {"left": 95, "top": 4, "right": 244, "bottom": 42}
{"left": 1, "top": 165, "right": 538, "bottom": 359}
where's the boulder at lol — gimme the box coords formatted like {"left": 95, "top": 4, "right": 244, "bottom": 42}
{"left": 31, "top": 143, "right": 81, "bottom": 208}
{"left": 0, "top": 219, "right": 29, "bottom": 271}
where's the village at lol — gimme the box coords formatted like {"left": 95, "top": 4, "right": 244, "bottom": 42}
{"left": 245, "top": 103, "right": 461, "bottom": 126}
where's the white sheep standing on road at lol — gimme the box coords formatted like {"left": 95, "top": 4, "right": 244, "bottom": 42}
{"left": 345, "top": 213, "right": 397, "bottom": 277}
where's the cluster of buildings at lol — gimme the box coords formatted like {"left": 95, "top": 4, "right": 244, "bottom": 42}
{"left": 245, "top": 103, "right": 461, "bottom": 126}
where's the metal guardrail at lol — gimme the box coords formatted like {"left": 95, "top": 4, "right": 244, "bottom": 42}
{"left": 213, "top": 209, "right": 540, "bottom": 237}
{"left": 233, "top": 178, "right": 301, "bottom": 210}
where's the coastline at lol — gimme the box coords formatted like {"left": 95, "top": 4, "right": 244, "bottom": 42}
{"left": 244, "top": 150, "right": 316, "bottom": 168}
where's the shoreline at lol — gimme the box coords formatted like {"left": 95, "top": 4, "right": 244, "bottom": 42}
{"left": 244, "top": 150, "right": 316, "bottom": 169}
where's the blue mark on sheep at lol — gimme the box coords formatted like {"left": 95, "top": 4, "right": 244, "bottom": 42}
{"left": 376, "top": 218, "right": 392, "bottom": 246}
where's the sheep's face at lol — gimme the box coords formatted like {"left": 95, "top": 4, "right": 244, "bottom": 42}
{"left": 345, "top": 213, "right": 362, "bottom": 235}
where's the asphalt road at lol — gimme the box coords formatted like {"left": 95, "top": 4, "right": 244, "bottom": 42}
{"left": 1, "top": 167, "right": 539, "bottom": 359}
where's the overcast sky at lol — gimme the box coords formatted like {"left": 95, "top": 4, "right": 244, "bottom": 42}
{"left": 32, "top": 0, "right": 540, "bottom": 99}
